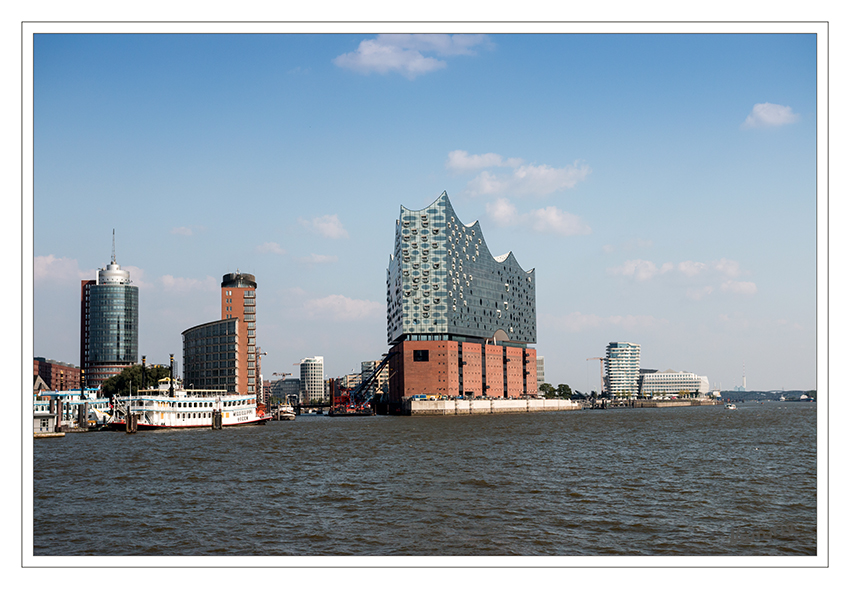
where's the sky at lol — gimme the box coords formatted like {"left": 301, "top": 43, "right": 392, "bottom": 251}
{"left": 31, "top": 31, "right": 819, "bottom": 391}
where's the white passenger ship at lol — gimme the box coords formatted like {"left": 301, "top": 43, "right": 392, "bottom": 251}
{"left": 111, "top": 383, "right": 271, "bottom": 429}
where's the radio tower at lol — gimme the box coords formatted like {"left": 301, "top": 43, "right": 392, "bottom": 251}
{"left": 743, "top": 362, "right": 746, "bottom": 391}
{"left": 111, "top": 229, "right": 116, "bottom": 264}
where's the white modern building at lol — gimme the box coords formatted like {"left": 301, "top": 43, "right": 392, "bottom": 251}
{"left": 606, "top": 342, "right": 641, "bottom": 398}
{"left": 299, "top": 356, "right": 325, "bottom": 403}
{"left": 640, "top": 370, "right": 710, "bottom": 397}
{"left": 537, "top": 356, "right": 545, "bottom": 392}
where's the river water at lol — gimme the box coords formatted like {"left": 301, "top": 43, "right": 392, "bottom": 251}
{"left": 32, "top": 402, "right": 817, "bottom": 557}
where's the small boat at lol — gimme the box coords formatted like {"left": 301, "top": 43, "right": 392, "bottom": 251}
{"left": 276, "top": 403, "right": 296, "bottom": 420}
{"left": 725, "top": 403, "right": 737, "bottom": 410}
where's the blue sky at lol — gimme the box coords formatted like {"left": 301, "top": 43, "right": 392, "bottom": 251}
{"left": 32, "top": 32, "right": 818, "bottom": 391}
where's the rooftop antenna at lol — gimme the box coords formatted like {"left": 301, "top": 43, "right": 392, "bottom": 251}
{"left": 111, "top": 229, "right": 116, "bottom": 264}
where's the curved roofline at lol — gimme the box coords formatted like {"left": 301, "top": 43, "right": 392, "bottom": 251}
{"left": 397, "top": 190, "right": 535, "bottom": 274}
{"left": 398, "top": 190, "right": 450, "bottom": 214}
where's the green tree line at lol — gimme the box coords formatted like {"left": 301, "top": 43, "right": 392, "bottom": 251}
{"left": 99, "top": 364, "right": 173, "bottom": 397}
{"left": 539, "top": 382, "right": 573, "bottom": 398}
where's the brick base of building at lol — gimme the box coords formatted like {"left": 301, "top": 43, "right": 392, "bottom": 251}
{"left": 387, "top": 340, "right": 537, "bottom": 403}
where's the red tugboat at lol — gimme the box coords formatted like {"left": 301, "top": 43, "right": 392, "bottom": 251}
{"left": 328, "top": 352, "right": 395, "bottom": 417}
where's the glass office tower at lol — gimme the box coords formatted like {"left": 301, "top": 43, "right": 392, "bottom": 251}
{"left": 80, "top": 256, "right": 139, "bottom": 390}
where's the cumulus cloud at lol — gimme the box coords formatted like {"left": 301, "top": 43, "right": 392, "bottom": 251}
{"left": 712, "top": 258, "right": 741, "bottom": 278}
{"left": 299, "top": 214, "right": 349, "bottom": 239}
{"left": 741, "top": 102, "right": 800, "bottom": 129}
{"left": 257, "top": 242, "right": 286, "bottom": 255}
{"left": 485, "top": 198, "right": 518, "bottom": 226}
{"left": 296, "top": 253, "right": 338, "bottom": 265}
{"left": 608, "top": 259, "right": 674, "bottom": 282}
{"left": 525, "top": 206, "right": 591, "bottom": 236}
{"left": 334, "top": 34, "right": 490, "bottom": 80}
{"left": 33, "top": 255, "right": 89, "bottom": 284}
{"left": 721, "top": 280, "right": 758, "bottom": 295}
{"left": 171, "top": 226, "right": 193, "bottom": 236}
{"left": 446, "top": 150, "right": 523, "bottom": 172}
{"left": 678, "top": 261, "right": 707, "bottom": 277}
{"left": 303, "top": 294, "right": 383, "bottom": 321}
{"left": 609, "top": 257, "right": 755, "bottom": 299}
{"left": 486, "top": 198, "right": 591, "bottom": 236}
{"left": 466, "top": 161, "right": 591, "bottom": 198}
{"left": 159, "top": 275, "right": 218, "bottom": 293}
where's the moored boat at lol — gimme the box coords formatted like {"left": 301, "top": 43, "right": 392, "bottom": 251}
{"left": 110, "top": 384, "right": 271, "bottom": 429}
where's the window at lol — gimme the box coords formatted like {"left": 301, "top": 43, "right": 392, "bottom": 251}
{"left": 413, "top": 350, "right": 429, "bottom": 362}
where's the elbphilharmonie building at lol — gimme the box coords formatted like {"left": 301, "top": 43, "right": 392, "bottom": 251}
{"left": 385, "top": 191, "right": 538, "bottom": 408}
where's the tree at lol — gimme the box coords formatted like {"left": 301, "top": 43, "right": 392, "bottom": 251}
{"left": 556, "top": 384, "right": 572, "bottom": 398}
{"left": 539, "top": 383, "right": 556, "bottom": 398}
{"left": 100, "top": 364, "right": 172, "bottom": 397}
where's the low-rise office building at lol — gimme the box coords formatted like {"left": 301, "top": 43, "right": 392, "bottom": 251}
{"left": 639, "top": 369, "right": 710, "bottom": 397}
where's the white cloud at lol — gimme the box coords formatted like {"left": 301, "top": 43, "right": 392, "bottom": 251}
{"left": 159, "top": 275, "right": 218, "bottom": 293}
{"left": 467, "top": 161, "right": 591, "bottom": 197}
{"left": 33, "top": 255, "right": 89, "bottom": 284}
{"left": 299, "top": 214, "right": 349, "bottom": 239}
{"left": 296, "top": 253, "right": 338, "bottom": 265}
{"left": 721, "top": 280, "right": 758, "bottom": 295}
{"left": 446, "top": 150, "right": 523, "bottom": 172}
{"left": 525, "top": 206, "right": 591, "bottom": 236}
{"left": 171, "top": 226, "right": 193, "bottom": 236}
{"left": 485, "top": 198, "right": 518, "bottom": 226}
{"left": 608, "top": 259, "right": 674, "bottom": 281}
{"left": 334, "top": 34, "right": 490, "bottom": 80}
{"left": 257, "top": 242, "right": 286, "bottom": 255}
{"left": 712, "top": 258, "right": 741, "bottom": 278}
{"left": 486, "top": 198, "right": 591, "bottom": 236}
{"left": 303, "top": 294, "right": 383, "bottom": 321}
{"left": 678, "top": 260, "right": 707, "bottom": 277}
{"left": 741, "top": 102, "right": 800, "bottom": 128}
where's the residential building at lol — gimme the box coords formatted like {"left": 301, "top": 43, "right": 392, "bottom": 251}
{"left": 182, "top": 271, "right": 257, "bottom": 395}
{"left": 606, "top": 342, "right": 641, "bottom": 398}
{"left": 182, "top": 318, "right": 239, "bottom": 392}
{"left": 34, "top": 357, "right": 81, "bottom": 391}
{"left": 221, "top": 272, "right": 258, "bottom": 396}
{"left": 80, "top": 242, "right": 139, "bottom": 390}
{"left": 300, "top": 356, "right": 325, "bottom": 403}
{"left": 386, "top": 191, "right": 537, "bottom": 407}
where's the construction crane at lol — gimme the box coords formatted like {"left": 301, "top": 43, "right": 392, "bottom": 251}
{"left": 329, "top": 352, "right": 396, "bottom": 416}
{"left": 587, "top": 357, "right": 606, "bottom": 396}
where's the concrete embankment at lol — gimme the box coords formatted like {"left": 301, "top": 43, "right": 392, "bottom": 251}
{"left": 406, "top": 398, "right": 580, "bottom": 416}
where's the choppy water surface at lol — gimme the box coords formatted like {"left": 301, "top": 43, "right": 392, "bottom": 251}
{"left": 33, "top": 402, "right": 816, "bottom": 556}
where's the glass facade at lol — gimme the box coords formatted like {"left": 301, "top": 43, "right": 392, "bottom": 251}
{"left": 182, "top": 318, "right": 239, "bottom": 392}
{"left": 387, "top": 191, "right": 536, "bottom": 345}
{"left": 87, "top": 285, "right": 139, "bottom": 364}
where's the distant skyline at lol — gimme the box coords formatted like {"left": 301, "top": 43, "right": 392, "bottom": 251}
{"left": 30, "top": 29, "right": 820, "bottom": 391}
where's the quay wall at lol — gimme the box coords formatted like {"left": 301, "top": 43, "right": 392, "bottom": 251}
{"left": 632, "top": 399, "right": 720, "bottom": 408}
{"left": 406, "top": 398, "right": 580, "bottom": 416}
